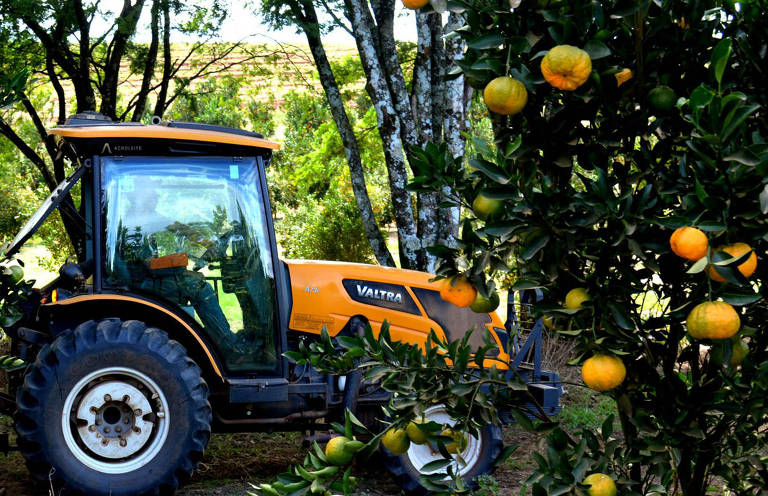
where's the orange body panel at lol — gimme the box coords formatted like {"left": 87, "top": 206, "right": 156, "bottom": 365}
{"left": 285, "top": 260, "right": 510, "bottom": 369}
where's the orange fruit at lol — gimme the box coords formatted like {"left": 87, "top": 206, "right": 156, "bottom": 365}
{"left": 686, "top": 301, "right": 740, "bottom": 340}
{"left": 406, "top": 419, "right": 429, "bottom": 445}
{"left": 325, "top": 436, "right": 354, "bottom": 465}
{"left": 583, "top": 473, "right": 617, "bottom": 496}
{"left": 470, "top": 290, "right": 500, "bottom": 313}
{"left": 708, "top": 242, "right": 757, "bottom": 282}
{"left": 402, "top": 0, "right": 429, "bottom": 8}
{"left": 439, "top": 275, "right": 477, "bottom": 308}
{"left": 381, "top": 428, "right": 410, "bottom": 455}
{"left": 472, "top": 192, "right": 504, "bottom": 220}
{"left": 582, "top": 354, "right": 626, "bottom": 391}
{"left": 730, "top": 338, "right": 749, "bottom": 366}
{"left": 648, "top": 85, "right": 677, "bottom": 113}
{"left": 440, "top": 429, "right": 468, "bottom": 454}
{"left": 669, "top": 226, "right": 708, "bottom": 261}
{"left": 483, "top": 76, "right": 528, "bottom": 115}
{"left": 540, "top": 45, "right": 592, "bottom": 91}
{"left": 565, "top": 288, "right": 590, "bottom": 310}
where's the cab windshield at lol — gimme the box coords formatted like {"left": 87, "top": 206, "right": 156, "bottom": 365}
{"left": 101, "top": 156, "right": 278, "bottom": 373}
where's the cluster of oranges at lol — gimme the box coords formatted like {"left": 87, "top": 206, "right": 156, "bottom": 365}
{"left": 670, "top": 226, "right": 757, "bottom": 364}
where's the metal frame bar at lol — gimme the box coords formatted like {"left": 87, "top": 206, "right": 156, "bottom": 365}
{"left": 506, "top": 289, "right": 544, "bottom": 381}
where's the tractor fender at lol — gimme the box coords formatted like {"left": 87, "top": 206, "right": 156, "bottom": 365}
{"left": 39, "top": 293, "right": 225, "bottom": 383}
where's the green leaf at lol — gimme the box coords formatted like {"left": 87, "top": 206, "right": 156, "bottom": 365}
{"left": 710, "top": 38, "right": 732, "bottom": 87}
{"left": 510, "top": 279, "right": 543, "bottom": 290}
{"left": 420, "top": 458, "right": 453, "bottom": 472}
{"left": 760, "top": 185, "right": 768, "bottom": 214}
{"left": 468, "top": 33, "right": 505, "bottom": 50}
{"left": 608, "top": 303, "right": 634, "bottom": 330}
{"left": 689, "top": 85, "right": 714, "bottom": 109}
{"left": 723, "top": 149, "right": 760, "bottom": 166}
{"left": 687, "top": 257, "right": 709, "bottom": 274}
{"left": 584, "top": 40, "right": 611, "bottom": 60}
{"left": 720, "top": 290, "right": 761, "bottom": 306}
{"left": 522, "top": 232, "right": 550, "bottom": 261}
{"left": 468, "top": 158, "right": 510, "bottom": 185}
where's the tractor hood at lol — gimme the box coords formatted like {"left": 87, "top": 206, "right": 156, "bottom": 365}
{"left": 284, "top": 260, "right": 509, "bottom": 362}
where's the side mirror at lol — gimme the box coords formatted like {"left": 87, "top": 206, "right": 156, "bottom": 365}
{"left": 59, "top": 262, "right": 86, "bottom": 292}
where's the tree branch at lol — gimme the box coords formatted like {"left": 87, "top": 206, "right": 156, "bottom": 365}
{"left": 0, "top": 121, "right": 55, "bottom": 191}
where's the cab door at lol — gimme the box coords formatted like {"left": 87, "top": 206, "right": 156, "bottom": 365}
{"left": 100, "top": 155, "right": 282, "bottom": 375}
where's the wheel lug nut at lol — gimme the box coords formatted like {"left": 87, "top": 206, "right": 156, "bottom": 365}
{"left": 88, "top": 425, "right": 96, "bottom": 432}
{"left": 102, "top": 439, "right": 109, "bottom": 446}
{"left": 133, "top": 426, "right": 141, "bottom": 433}
{"left": 123, "top": 395, "right": 130, "bottom": 402}
{"left": 115, "top": 426, "right": 122, "bottom": 433}
{"left": 104, "top": 427, "right": 111, "bottom": 433}
{"left": 90, "top": 406, "right": 98, "bottom": 413}
{"left": 104, "top": 394, "right": 112, "bottom": 402}
{"left": 134, "top": 409, "right": 142, "bottom": 416}
{"left": 123, "top": 418, "right": 130, "bottom": 424}
{"left": 119, "top": 439, "right": 127, "bottom": 447}
{"left": 96, "top": 420, "right": 102, "bottom": 426}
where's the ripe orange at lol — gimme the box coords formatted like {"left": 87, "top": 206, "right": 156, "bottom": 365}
{"left": 582, "top": 354, "right": 626, "bottom": 391}
{"left": 540, "top": 45, "right": 592, "bottom": 91}
{"left": 483, "top": 76, "right": 528, "bottom": 115}
{"left": 440, "top": 429, "right": 468, "bottom": 454}
{"left": 686, "top": 301, "right": 740, "bottom": 340}
{"left": 708, "top": 242, "right": 758, "bottom": 282}
{"left": 402, "top": 0, "right": 430, "bottom": 9}
{"left": 565, "top": 288, "right": 590, "bottom": 310}
{"left": 583, "top": 473, "right": 617, "bottom": 496}
{"left": 669, "top": 227, "right": 708, "bottom": 261}
{"left": 439, "top": 275, "right": 477, "bottom": 308}
{"left": 406, "top": 419, "right": 429, "bottom": 445}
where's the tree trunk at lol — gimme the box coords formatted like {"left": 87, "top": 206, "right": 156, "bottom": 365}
{"left": 344, "top": 0, "right": 420, "bottom": 270}
{"left": 153, "top": 0, "right": 172, "bottom": 117}
{"left": 297, "top": 0, "right": 395, "bottom": 267}
{"left": 132, "top": 0, "right": 160, "bottom": 122}
{"left": 437, "top": 12, "right": 467, "bottom": 247}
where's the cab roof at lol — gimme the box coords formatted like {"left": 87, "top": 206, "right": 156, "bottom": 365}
{"left": 48, "top": 112, "right": 280, "bottom": 151}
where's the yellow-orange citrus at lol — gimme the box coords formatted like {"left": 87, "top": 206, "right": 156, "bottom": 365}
{"left": 582, "top": 354, "right": 626, "bottom": 391}
{"left": 439, "top": 275, "right": 477, "bottom": 308}
{"left": 540, "top": 45, "right": 592, "bottom": 91}
{"left": 483, "top": 76, "right": 528, "bottom": 115}
{"left": 565, "top": 287, "right": 590, "bottom": 310}
{"left": 406, "top": 419, "right": 429, "bottom": 445}
{"left": 470, "top": 290, "right": 500, "bottom": 313}
{"left": 583, "top": 473, "right": 617, "bottom": 496}
{"left": 669, "top": 226, "right": 708, "bottom": 261}
{"left": 472, "top": 192, "right": 504, "bottom": 221}
{"left": 381, "top": 428, "right": 410, "bottom": 455}
{"left": 325, "top": 436, "right": 354, "bottom": 465}
{"left": 708, "top": 242, "right": 758, "bottom": 282}
{"left": 686, "top": 301, "right": 740, "bottom": 339}
{"left": 440, "top": 429, "right": 468, "bottom": 454}
{"left": 402, "top": 0, "right": 430, "bottom": 9}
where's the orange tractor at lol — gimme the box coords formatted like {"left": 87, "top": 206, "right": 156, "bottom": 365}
{"left": 0, "top": 112, "right": 561, "bottom": 495}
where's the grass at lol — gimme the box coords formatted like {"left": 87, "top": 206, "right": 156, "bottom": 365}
{"left": 558, "top": 385, "right": 619, "bottom": 433}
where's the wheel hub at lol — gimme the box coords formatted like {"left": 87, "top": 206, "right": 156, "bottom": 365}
{"left": 62, "top": 367, "right": 170, "bottom": 474}
{"left": 75, "top": 381, "right": 157, "bottom": 459}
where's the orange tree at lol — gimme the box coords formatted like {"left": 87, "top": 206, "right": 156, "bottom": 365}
{"left": 259, "top": 1, "right": 768, "bottom": 495}
{"left": 406, "top": 0, "right": 768, "bottom": 494}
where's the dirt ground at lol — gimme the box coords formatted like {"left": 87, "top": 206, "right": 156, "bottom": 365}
{"left": 0, "top": 423, "right": 540, "bottom": 496}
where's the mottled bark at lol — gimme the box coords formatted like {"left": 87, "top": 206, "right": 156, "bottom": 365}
{"left": 437, "top": 12, "right": 467, "bottom": 247}
{"left": 295, "top": 0, "right": 395, "bottom": 267}
{"left": 413, "top": 12, "right": 438, "bottom": 271}
{"left": 344, "top": 0, "right": 420, "bottom": 270}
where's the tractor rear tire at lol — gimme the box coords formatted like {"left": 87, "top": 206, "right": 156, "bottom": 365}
{"left": 15, "top": 319, "right": 211, "bottom": 496}
{"left": 383, "top": 404, "right": 503, "bottom": 495}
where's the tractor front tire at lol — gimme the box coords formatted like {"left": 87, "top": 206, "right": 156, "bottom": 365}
{"left": 15, "top": 319, "right": 211, "bottom": 496}
{"left": 383, "top": 404, "right": 503, "bottom": 495}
